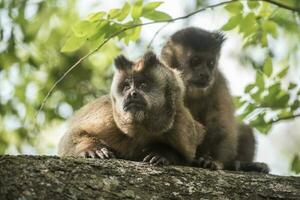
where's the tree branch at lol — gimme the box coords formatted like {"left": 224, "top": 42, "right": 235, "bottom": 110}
{"left": 260, "top": 0, "right": 300, "bottom": 13}
{"left": 267, "top": 113, "right": 300, "bottom": 124}
{"left": 36, "top": 0, "right": 239, "bottom": 117}
{"left": 1, "top": 155, "right": 300, "bottom": 199}
{"left": 36, "top": 0, "right": 300, "bottom": 120}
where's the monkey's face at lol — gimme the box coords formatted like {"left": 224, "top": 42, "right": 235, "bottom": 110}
{"left": 161, "top": 27, "right": 225, "bottom": 95}
{"left": 174, "top": 45, "right": 218, "bottom": 91}
{"left": 185, "top": 50, "right": 217, "bottom": 89}
{"left": 111, "top": 52, "right": 167, "bottom": 124}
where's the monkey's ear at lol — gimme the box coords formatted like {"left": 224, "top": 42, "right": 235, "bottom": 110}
{"left": 143, "top": 51, "right": 159, "bottom": 69}
{"left": 114, "top": 55, "right": 133, "bottom": 70}
{"left": 213, "top": 31, "right": 226, "bottom": 47}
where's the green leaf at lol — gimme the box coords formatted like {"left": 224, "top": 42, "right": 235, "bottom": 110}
{"left": 72, "top": 21, "right": 100, "bottom": 38}
{"left": 239, "top": 13, "right": 257, "bottom": 37}
{"left": 224, "top": 2, "right": 243, "bottom": 14}
{"left": 245, "top": 84, "right": 256, "bottom": 93}
{"left": 117, "top": 2, "right": 131, "bottom": 21}
{"left": 272, "top": 93, "right": 290, "bottom": 108}
{"left": 143, "top": 1, "right": 163, "bottom": 14}
{"left": 262, "top": 20, "right": 278, "bottom": 38}
{"left": 288, "top": 83, "right": 297, "bottom": 90}
{"left": 261, "top": 32, "right": 268, "bottom": 47}
{"left": 255, "top": 123, "right": 272, "bottom": 134}
{"left": 108, "top": 8, "right": 121, "bottom": 19}
{"left": 250, "top": 113, "right": 266, "bottom": 126}
{"left": 277, "top": 66, "right": 289, "bottom": 78}
{"left": 132, "top": 0, "right": 143, "bottom": 19}
{"left": 262, "top": 83, "right": 281, "bottom": 106}
{"left": 61, "top": 35, "right": 86, "bottom": 52}
{"left": 291, "top": 155, "right": 300, "bottom": 174}
{"left": 123, "top": 20, "right": 142, "bottom": 43}
{"left": 248, "top": 1, "right": 260, "bottom": 9}
{"left": 291, "top": 100, "right": 300, "bottom": 111}
{"left": 143, "top": 10, "right": 171, "bottom": 21}
{"left": 256, "top": 72, "right": 265, "bottom": 89}
{"left": 263, "top": 57, "right": 273, "bottom": 77}
{"left": 238, "top": 103, "right": 255, "bottom": 120}
{"left": 87, "top": 11, "right": 106, "bottom": 22}
{"left": 222, "top": 14, "right": 241, "bottom": 31}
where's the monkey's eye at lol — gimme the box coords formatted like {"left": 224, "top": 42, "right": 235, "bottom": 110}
{"left": 190, "top": 57, "right": 201, "bottom": 66}
{"left": 139, "top": 82, "right": 148, "bottom": 90}
{"left": 123, "top": 83, "right": 131, "bottom": 91}
{"left": 207, "top": 60, "right": 215, "bottom": 68}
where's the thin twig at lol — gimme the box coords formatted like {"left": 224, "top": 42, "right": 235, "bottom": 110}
{"left": 259, "top": 0, "right": 300, "bottom": 13}
{"left": 147, "top": 22, "right": 170, "bottom": 49}
{"left": 267, "top": 113, "right": 300, "bottom": 124}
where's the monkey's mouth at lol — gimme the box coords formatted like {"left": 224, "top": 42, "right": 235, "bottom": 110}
{"left": 189, "top": 79, "right": 209, "bottom": 88}
{"left": 123, "top": 100, "right": 146, "bottom": 112}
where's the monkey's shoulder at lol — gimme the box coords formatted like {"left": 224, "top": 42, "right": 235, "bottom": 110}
{"left": 69, "top": 95, "right": 115, "bottom": 131}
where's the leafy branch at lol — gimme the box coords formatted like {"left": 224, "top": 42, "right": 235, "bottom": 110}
{"left": 37, "top": 0, "right": 300, "bottom": 117}
{"left": 267, "top": 113, "right": 300, "bottom": 124}
{"left": 260, "top": 0, "right": 300, "bottom": 13}
{"left": 36, "top": 0, "right": 239, "bottom": 115}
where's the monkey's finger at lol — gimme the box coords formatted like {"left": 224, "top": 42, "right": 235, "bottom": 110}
{"left": 203, "top": 160, "right": 213, "bottom": 169}
{"left": 87, "top": 150, "right": 96, "bottom": 158}
{"left": 107, "top": 150, "right": 116, "bottom": 158}
{"left": 210, "top": 162, "right": 218, "bottom": 170}
{"left": 95, "top": 150, "right": 105, "bottom": 159}
{"left": 100, "top": 148, "right": 111, "bottom": 158}
{"left": 149, "top": 155, "right": 161, "bottom": 164}
{"left": 196, "top": 157, "right": 205, "bottom": 167}
{"left": 143, "top": 153, "right": 155, "bottom": 162}
{"left": 155, "top": 158, "right": 170, "bottom": 166}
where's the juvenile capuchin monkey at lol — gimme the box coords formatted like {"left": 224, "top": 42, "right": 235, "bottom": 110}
{"left": 161, "top": 27, "right": 269, "bottom": 172}
{"left": 58, "top": 51, "right": 205, "bottom": 166}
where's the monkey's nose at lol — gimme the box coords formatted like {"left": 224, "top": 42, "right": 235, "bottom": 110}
{"left": 199, "top": 74, "right": 209, "bottom": 81}
{"left": 130, "top": 90, "right": 138, "bottom": 99}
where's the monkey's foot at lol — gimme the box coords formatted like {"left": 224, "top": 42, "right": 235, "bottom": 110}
{"left": 233, "top": 161, "right": 270, "bottom": 173}
{"left": 143, "top": 152, "right": 170, "bottom": 166}
{"left": 193, "top": 157, "right": 223, "bottom": 170}
{"left": 79, "top": 147, "right": 116, "bottom": 159}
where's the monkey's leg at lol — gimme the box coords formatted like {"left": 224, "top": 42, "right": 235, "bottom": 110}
{"left": 142, "top": 143, "right": 184, "bottom": 166}
{"left": 236, "top": 123, "right": 255, "bottom": 162}
{"left": 196, "top": 120, "right": 238, "bottom": 170}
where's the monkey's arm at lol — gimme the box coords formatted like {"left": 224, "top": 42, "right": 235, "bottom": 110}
{"left": 196, "top": 85, "right": 238, "bottom": 169}
{"left": 58, "top": 96, "right": 126, "bottom": 159}
{"left": 165, "top": 105, "right": 206, "bottom": 164}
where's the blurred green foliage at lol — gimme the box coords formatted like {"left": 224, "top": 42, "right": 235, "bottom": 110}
{"left": 0, "top": 0, "right": 119, "bottom": 153}
{"left": 0, "top": 0, "right": 299, "bottom": 173}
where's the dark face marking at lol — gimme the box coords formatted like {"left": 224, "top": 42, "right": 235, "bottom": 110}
{"left": 165, "top": 27, "right": 225, "bottom": 89}
{"left": 119, "top": 74, "right": 152, "bottom": 112}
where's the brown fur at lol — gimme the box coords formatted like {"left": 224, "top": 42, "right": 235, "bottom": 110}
{"left": 161, "top": 27, "right": 252, "bottom": 169}
{"left": 58, "top": 52, "right": 205, "bottom": 165}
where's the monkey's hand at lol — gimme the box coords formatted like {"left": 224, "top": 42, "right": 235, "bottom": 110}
{"left": 79, "top": 146, "right": 116, "bottom": 159}
{"left": 142, "top": 144, "right": 184, "bottom": 166}
{"left": 193, "top": 156, "right": 223, "bottom": 170}
{"left": 143, "top": 152, "right": 170, "bottom": 166}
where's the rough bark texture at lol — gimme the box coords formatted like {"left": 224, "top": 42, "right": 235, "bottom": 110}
{"left": 0, "top": 155, "right": 299, "bottom": 200}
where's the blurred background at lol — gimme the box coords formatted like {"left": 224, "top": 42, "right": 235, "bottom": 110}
{"left": 0, "top": 0, "right": 299, "bottom": 176}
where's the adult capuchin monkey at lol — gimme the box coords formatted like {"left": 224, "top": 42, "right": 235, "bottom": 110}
{"left": 58, "top": 51, "right": 205, "bottom": 166}
{"left": 161, "top": 27, "right": 269, "bottom": 173}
